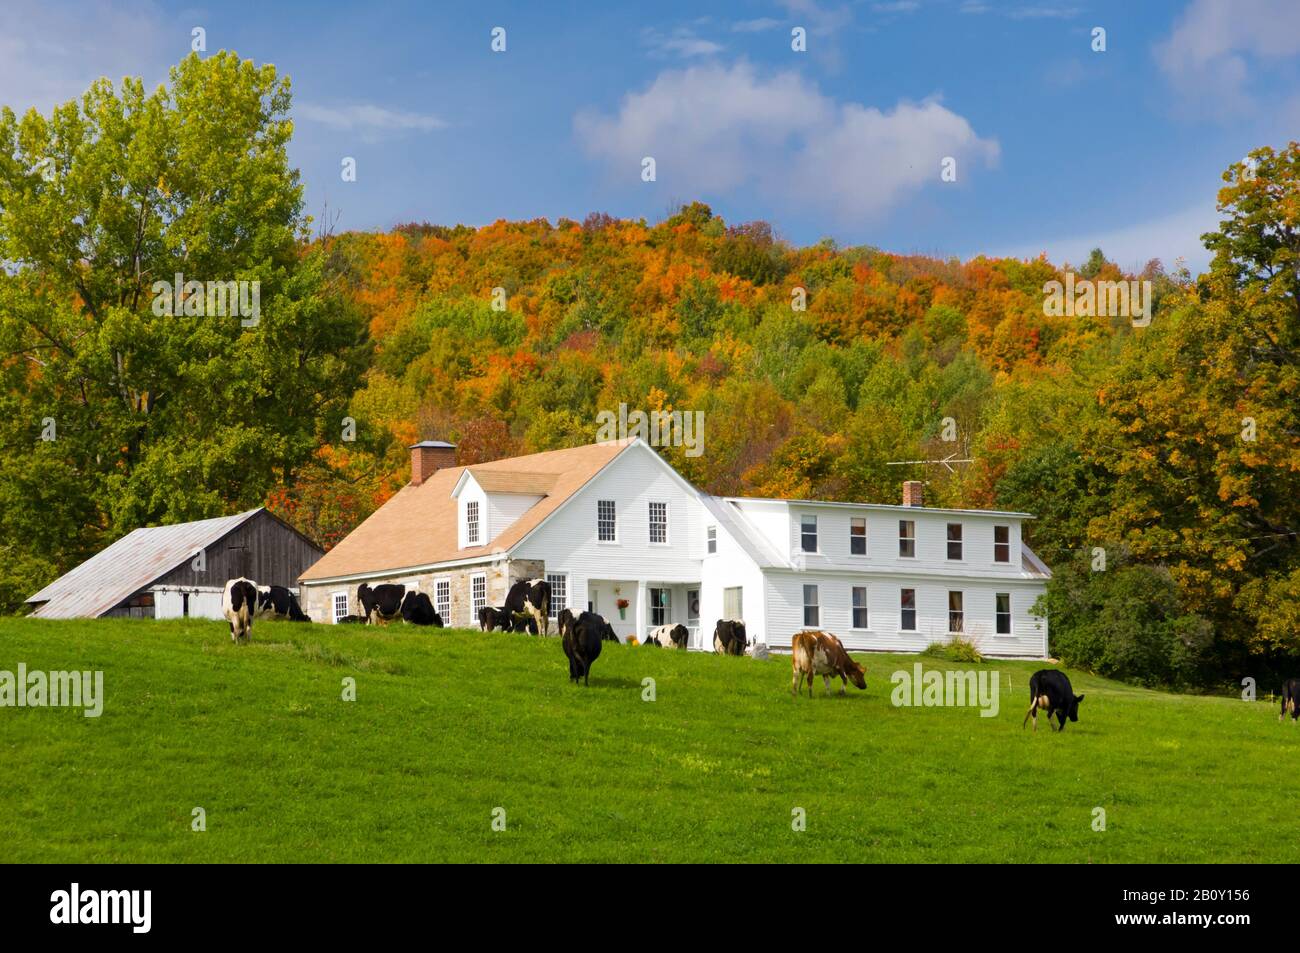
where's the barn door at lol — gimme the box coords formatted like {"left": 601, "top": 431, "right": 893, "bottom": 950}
{"left": 227, "top": 544, "right": 250, "bottom": 579}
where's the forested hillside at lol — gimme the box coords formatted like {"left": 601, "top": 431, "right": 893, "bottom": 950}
{"left": 2, "top": 55, "right": 1296, "bottom": 690}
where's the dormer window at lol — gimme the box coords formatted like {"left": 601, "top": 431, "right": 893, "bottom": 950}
{"left": 466, "top": 500, "right": 480, "bottom": 545}
{"left": 800, "top": 514, "right": 818, "bottom": 553}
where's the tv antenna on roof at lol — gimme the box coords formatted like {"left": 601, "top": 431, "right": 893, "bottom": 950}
{"left": 885, "top": 452, "right": 974, "bottom": 474}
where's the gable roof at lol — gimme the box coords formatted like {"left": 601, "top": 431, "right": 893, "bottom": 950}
{"left": 699, "top": 495, "right": 788, "bottom": 569}
{"left": 299, "top": 440, "right": 635, "bottom": 583}
{"left": 26, "top": 507, "right": 266, "bottom": 619}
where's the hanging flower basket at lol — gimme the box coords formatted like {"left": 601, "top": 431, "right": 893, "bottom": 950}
{"left": 616, "top": 597, "right": 629, "bottom": 620}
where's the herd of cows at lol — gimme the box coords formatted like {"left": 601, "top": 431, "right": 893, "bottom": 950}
{"left": 218, "top": 576, "right": 1091, "bottom": 727}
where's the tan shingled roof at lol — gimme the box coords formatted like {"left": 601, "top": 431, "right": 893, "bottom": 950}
{"left": 299, "top": 440, "right": 633, "bottom": 582}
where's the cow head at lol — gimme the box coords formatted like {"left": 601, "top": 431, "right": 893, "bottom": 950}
{"left": 846, "top": 658, "right": 867, "bottom": 690}
{"left": 1069, "top": 693, "right": 1085, "bottom": 722}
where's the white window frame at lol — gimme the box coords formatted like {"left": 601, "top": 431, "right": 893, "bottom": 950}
{"left": 800, "top": 514, "right": 818, "bottom": 553}
{"left": 723, "top": 586, "right": 743, "bottom": 621}
{"left": 649, "top": 587, "right": 671, "bottom": 627}
{"left": 466, "top": 500, "right": 480, "bottom": 546}
{"left": 899, "top": 520, "right": 916, "bottom": 559}
{"left": 995, "top": 592, "right": 1012, "bottom": 636}
{"left": 946, "top": 523, "right": 963, "bottom": 561}
{"left": 434, "top": 577, "right": 451, "bottom": 622}
{"left": 850, "top": 517, "right": 867, "bottom": 556}
{"left": 851, "top": 585, "right": 869, "bottom": 630}
{"left": 706, "top": 525, "right": 717, "bottom": 554}
{"left": 546, "top": 573, "right": 569, "bottom": 620}
{"left": 900, "top": 588, "right": 917, "bottom": 632}
{"left": 994, "top": 525, "right": 1011, "bottom": 564}
{"left": 332, "top": 591, "right": 349, "bottom": 624}
{"left": 649, "top": 501, "right": 669, "bottom": 545}
{"left": 471, "top": 572, "right": 487, "bottom": 620}
{"left": 597, "top": 499, "right": 617, "bottom": 543}
{"left": 803, "top": 584, "right": 819, "bottom": 628}
{"left": 948, "top": 590, "right": 964, "bottom": 635}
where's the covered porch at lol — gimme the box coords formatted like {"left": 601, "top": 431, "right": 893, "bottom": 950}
{"left": 583, "top": 578, "right": 704, "bottom": 648}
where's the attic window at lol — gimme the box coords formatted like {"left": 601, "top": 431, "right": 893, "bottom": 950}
{"left": 466, "top": 500, "right": 480, "bottom": 545}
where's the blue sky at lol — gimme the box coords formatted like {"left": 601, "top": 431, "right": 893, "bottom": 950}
{"left": 3, "top": 1, "right": 1299, "bottom": 272}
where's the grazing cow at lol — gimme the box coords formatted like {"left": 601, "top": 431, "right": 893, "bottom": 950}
{"left": 504, "top": 579, "right": 551, "bottom": 636}
{"left": 644, "top": 634, "right": 660, "bottom": 646}
{"left": 648, "top": 623, "right": 689, "bottom": 650}
{"left": 255, "top": 585, "right": 310, "bottom": 622}
{"left": 400, "top": 591, "right": 443, "bottom": 627}
{"left": 357, "top": 583, "right": 406, "bottom": 625}
{"left": 564, "top": 611, "right": 611, "bottom": 685}
{"left": 556, "top": 607, "right": 576, "bottom": 640}
{"left": 790, "top": 631, "right": 866, "bottom": 698}
{"left": 1281, "top": 679, "right": 1300, "bottom": 722}
{"left": 1022, "top": 669, "right": 1085, "bottom": 732}
{"left": 479, "top": 606, "right": 512, "bottom": 632}
{"left": 713, "top": 619, "right": 748, "bottom": 656}
{"left": 222, "top": 577, "right": 258, "bottom": 643}
{"left": 336, "top": 615, "right": 366, "bottom": 625}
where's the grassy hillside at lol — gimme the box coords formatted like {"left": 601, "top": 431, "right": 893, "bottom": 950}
{"left": 1, "top": 617, "right": 1296, "bottom": 863}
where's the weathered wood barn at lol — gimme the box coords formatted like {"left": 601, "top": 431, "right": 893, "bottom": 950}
{"left": 25, "top": 507, "right": 323, "bottom": 620}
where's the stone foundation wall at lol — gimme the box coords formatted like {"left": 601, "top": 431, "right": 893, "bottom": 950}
{"left": 303, "top": 557, "right": 548, "bottom": 629}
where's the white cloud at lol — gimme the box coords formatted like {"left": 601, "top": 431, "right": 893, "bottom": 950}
{"left": 641, "top": 27, "right": 725, "bottom": 59}
{"left": 0, "top": 0, "right": 168, "bottom": 116}
{"left": 1154, "top": 0, "right": 1300, "bottom": 117}
{"left": 296, "top": 103, "right": 447, "bottom": 137}
{"left": 872, "top": 1, "right": 920, "bottom": 13}
{"left": 995, "top": 200, "right": 1217, "bottom": 274}
{"left": 575, "top": 61, "right": 999, "bottom": 222}
{"left": 732, "top": 17, "right": 783, "bottom": 32}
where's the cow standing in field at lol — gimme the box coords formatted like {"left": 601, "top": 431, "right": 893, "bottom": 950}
{"left": 504, "top": 579, "right": 551, "bottom": 636}
{"left": 790, "top": 631, "right": 866, "bottom": 698}
{"left": 255, "top": 585, "right": 310, "bottom": 622}
{"left": 222, "top": 577, "right": 258, "bottom": 643}
{"left": 713, "top": 619, "right": 747, "bottom": 656}
{"left": 648, "top": 623, "right": 689, "bottom": 650}
{"left": 479, "top": 606, "right": 511, "bottom": 632}
{"left": 1281, "top": 679, "right": 1300, "bottom": 722}
{"left": 556, "top": 607, "right": 575, "bottom": 640}
{"left": 564, "top": 611, "right": 612, "bottom": 685}
{"left": 1022, "top": 669, "right": 1085, "bottom": 732}
{"left": 400, "top": 591, "right": 443, "bottom": 627}
{"left": 357, "top": 583, "right": 406, "bottom": 625}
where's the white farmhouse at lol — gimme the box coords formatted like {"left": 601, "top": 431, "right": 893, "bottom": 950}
{"left": 299, "top": 438, "right": 1050, "bottom": 657}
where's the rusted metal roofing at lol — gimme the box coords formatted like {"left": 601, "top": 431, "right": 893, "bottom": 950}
{"left": 26, "top": 508, "right": 263, "bottom": 619}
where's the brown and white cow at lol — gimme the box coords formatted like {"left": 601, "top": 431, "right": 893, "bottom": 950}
{"left": 790, "top": 631, "right": 867, "bottom": 698}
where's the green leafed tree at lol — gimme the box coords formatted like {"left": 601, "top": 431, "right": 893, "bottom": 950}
{"left": 0, "top": 52, "right": 368, "bottom": 611}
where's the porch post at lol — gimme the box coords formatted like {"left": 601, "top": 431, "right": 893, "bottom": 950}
{"left": 636, "top": 579, "right": 648, "bottom": 643}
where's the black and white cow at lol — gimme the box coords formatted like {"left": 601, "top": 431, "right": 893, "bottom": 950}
{"left": 648, "top": 623, "right": 689, "bottom": 650}
{"left": 357, "top": 583, "right": 406, "bottom": 625}
{"left": 400, "top": 591, "right": 443, "bottom": 627}
{"left": 504, "top": 579, "right": 551, "bottom": 636}
{"left": 222, "top": 577, "right": 258, "bottom": 643}
{"left": 255, "top": 585, "right": 310, "bottom": 622}
{"left": 479, "top": 606, "right": 512, "bottom": 632}
{"left": 1281, "top": 679, "right": 1300, "bottom": 722}
{"left": 1022, "top": 669, "right": 1085, "bottom": 732}
{"left": 564, "top": 611, "right": 612, "bottom": 686}
{"left": 713, "top": 619, "right": 747, "bottom": 656}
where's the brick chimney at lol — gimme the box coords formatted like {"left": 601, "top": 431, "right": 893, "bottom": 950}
{"left": 902, "top": 480, "right": 925, "bottom": 507}
{"left": 410, "top": 440, "right": 457, "bottom": 486}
